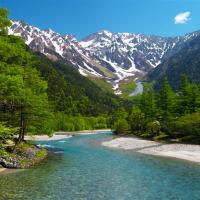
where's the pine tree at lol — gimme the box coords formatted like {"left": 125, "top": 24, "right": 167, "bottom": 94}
{"left": 129, "top": 106, "right": 146, "bottom": 135}
{"left": 140, "top": 83, "right": 157, "bottom": 119}
{"left": 157, "top": 78, "right": 176, "bottom": 122}
{"left": 178, "top": 75, "right": 200, "bottom": 114}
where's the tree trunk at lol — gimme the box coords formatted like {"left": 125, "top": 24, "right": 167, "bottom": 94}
{"left": 13, "top": 100, "right": 26, "bottom": 151}
{"left": 19, "top": 100, "right": 26, "bottom": 142}
{"left": 19, "top": 117, "right": 26, "bottom": 142}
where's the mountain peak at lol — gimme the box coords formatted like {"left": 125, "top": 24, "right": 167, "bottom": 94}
{"left": 64, "top": 34, "right": 77, "bottom": 42}
{"left": 44, "top": 28, "right": 58, "bottom": 37}
{"left": 45, "top": 28, "right": 54, "bottom": 33}
{"left": 8, "top": 20, "right": 200, "bottom": 94}
{"left": 98, "top": 30, "right": 113, "bottom": 37}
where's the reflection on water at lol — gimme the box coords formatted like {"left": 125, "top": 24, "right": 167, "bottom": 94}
{"left": 0, "top": 132, "right": 200, "bottom": 200}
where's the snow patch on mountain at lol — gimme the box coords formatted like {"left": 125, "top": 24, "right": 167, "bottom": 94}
{"left": 8, "top": 20, "right": 200, "bottom": 95}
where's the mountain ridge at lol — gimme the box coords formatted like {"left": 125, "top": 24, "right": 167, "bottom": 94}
{"left": 8, "top": 20, "right": 200, "bottom": 94}
{"left": 147, "top": 34, "right": 200, "bottom": 89}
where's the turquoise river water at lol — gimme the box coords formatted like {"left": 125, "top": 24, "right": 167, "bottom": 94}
{"left": 0, "top": 131, "right": 200, "bottom": 200}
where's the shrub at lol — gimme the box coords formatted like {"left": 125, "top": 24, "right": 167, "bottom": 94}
{"left": 114, "top": 119, "right": 130, "bottom": 135}
{"left": 0, "top": 123, "right": 18, "bottom": 143}
{"left": 36, "top": 149, "right": 47, "bottom": 159}
{"left": 146, "top": 121, "right": 161, "bottom": 136}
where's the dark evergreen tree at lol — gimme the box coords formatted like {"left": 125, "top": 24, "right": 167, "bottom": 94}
{"left": 140, "top": 83, "right": 157, "bottom": 119}
{"left": 157, "top": 78, "right": 176, "bottom": 122}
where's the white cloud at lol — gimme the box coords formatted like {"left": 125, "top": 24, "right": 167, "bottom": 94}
{"left": 174, "top": 12, "right": 191, "bottom": 24}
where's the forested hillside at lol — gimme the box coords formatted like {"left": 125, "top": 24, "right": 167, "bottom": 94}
{"left": 147, "top": 35, "right": 200, "bottom": 90}
{"left": 0, "top": 8, "right": 123, "bottom": 159}
{"left": 33, "top": 53, "right": 120, "bottom": 116}
{"left": 1, "top": 6, "right": 200, "bottom": 160}
{"left": 111, "top": 76, "right": 200, "bottom": 144}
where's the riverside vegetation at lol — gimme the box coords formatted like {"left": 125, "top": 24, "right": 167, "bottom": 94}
{"left": 0, "top": 8, "right": 200, "bottom": 169}
{"left": 112, "top": 77, "right": 200, "bottom": 144}
{"left": 0, "top": 8, "right": 120, "bottom": 168}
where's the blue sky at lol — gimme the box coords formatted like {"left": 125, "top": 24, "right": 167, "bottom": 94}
{"left": 1, "top": 0, "right": 200, "bottom": 40}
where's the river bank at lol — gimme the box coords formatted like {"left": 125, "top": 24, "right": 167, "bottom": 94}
{"left": 0, "top": 130, "right": 110, "bottom": 173}
{"left": 54, "top": 129, "right": 111, "bottom": 135}
{"left": 24, "top": 134, "right": 72, "bottom": 141}
{"left": 102, "top": 137, "right": 200, "bottom": 164}
{"left": 24, "top": 129, "right": 111, "bottom": 141}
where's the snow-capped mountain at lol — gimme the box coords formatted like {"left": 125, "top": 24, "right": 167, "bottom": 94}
{"left": 8, "top": 20, "right": 200, "bottom": 93}
{"left": 8, "top": 21, "right": 104, "bottom": 78}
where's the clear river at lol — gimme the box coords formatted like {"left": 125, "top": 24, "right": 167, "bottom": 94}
{"left": 0, "top": 132, "right": 200, "bottom": 200}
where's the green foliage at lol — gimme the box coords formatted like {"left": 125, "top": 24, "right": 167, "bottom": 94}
{"left": 110, "top": 107, "right": 128, "bottom": 124}
{"left": 146, "top": 121, "right": 161, "bottom": 136}
{"left": 0, "top": 31, "right": 118, "bottom": 146}
{"left": 170, "top": 112, "right": 200, "bottom": 142}
{"left": 34, "top": 54, "right": 120, "bottom": 116}
{"left": 113, "top": 119, "right": 130, "bottom": 135}
{"left": 129, "top": 106, "right": 146, "bottom": 135}
{"left": 0, "top": 123, "right": 18, "bottom": 155}
{"left": 36, "top": 149, "right": 47, "bottom": 159}
{"left": 157, "top": 78, "right": 177, "bottom": 122}
{"left": 178, "top": 75, "right": 200, "bottom": 115}
{"left": 0, "top": 8, "right": 11, "bottom": 35}
{"left": 0, "top": 123, "right": 18, "bottom": 143}
{"left": 52, "top": 113, "right": 109, "bottom": 132}
{"left": 0, "top": 36, "right": 53, "bottom": 142}
{"left": 1, "top": 8, "right": 199, "bottom": 148}
{"left": 140, "top": 83, "right": 157, "bottom": 119}
{"left": 112, "top": 76, "right": 200, "bottom": 144}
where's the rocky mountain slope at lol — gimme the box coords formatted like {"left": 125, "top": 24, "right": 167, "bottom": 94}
{"left": 147, "top": 34, "right": 200, "bottom": 90}
{"left": 8, "top": 20, "right": 200, "bottom": 93}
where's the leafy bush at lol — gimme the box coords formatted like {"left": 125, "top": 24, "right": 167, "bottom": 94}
{"left": 114, "top": 119, "right": 130, "bottom": 135}
{"left": 146, "top": 121, "right": 161, "bottom": 136}
{"left": 129, "top": 106, "right": 146, "bottom": 135}
{"left": 171, "top": 112, "right": 200, "bottom": 142}
{"left": 51, "top": 113, "right": 109, "bottom": 132}
{"left": 0, "top": 123, "right": 18, "bottom": 143}
{"left": 36, "top": 149, "right": 47, "bottom": 159}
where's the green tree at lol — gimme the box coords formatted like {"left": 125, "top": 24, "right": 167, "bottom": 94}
{"left": 129, "top": 106, "right": 146, "bottom": 135}
{"left": 157, "top": 78, "right": 176, "bottom": 122}
{"left": 178, "top": 75, "right": 200, "bottom": 114}
{"left": 171, "top": 112, "right": 200, "bottom": 143}
{"left": 0, "top": 36, "right": 53, "bottom": 144}
{"left": 114, "top": 119, "right": 129, "bottom": 135}
{"left": 19, "top": 67, "right": 52, "bottom": 140}
{"left": 145, "top": 121, "right": 161, "bottom": 137}
{"left": 0, "top": 8, "right": 11, "bottom": 35}
{"left": 140, "top": 83, "right": 157, "bottom": 119}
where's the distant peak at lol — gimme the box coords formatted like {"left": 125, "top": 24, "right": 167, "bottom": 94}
{"left": 45, "top": 28, "right": 55, "bottom": 34}
{"left": 98, "top": 30, "right": 112, "bottom": 37}
{"left": 64, "top": 34, "right": 77, "bottom": 42}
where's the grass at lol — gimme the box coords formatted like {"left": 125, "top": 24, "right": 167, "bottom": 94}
{"left": 88, "top": 76, "right": 113, "bottom": 93}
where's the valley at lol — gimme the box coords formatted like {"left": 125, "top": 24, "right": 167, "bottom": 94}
{"left": 1, "top": 3, "right": 200, "bottom": 200}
